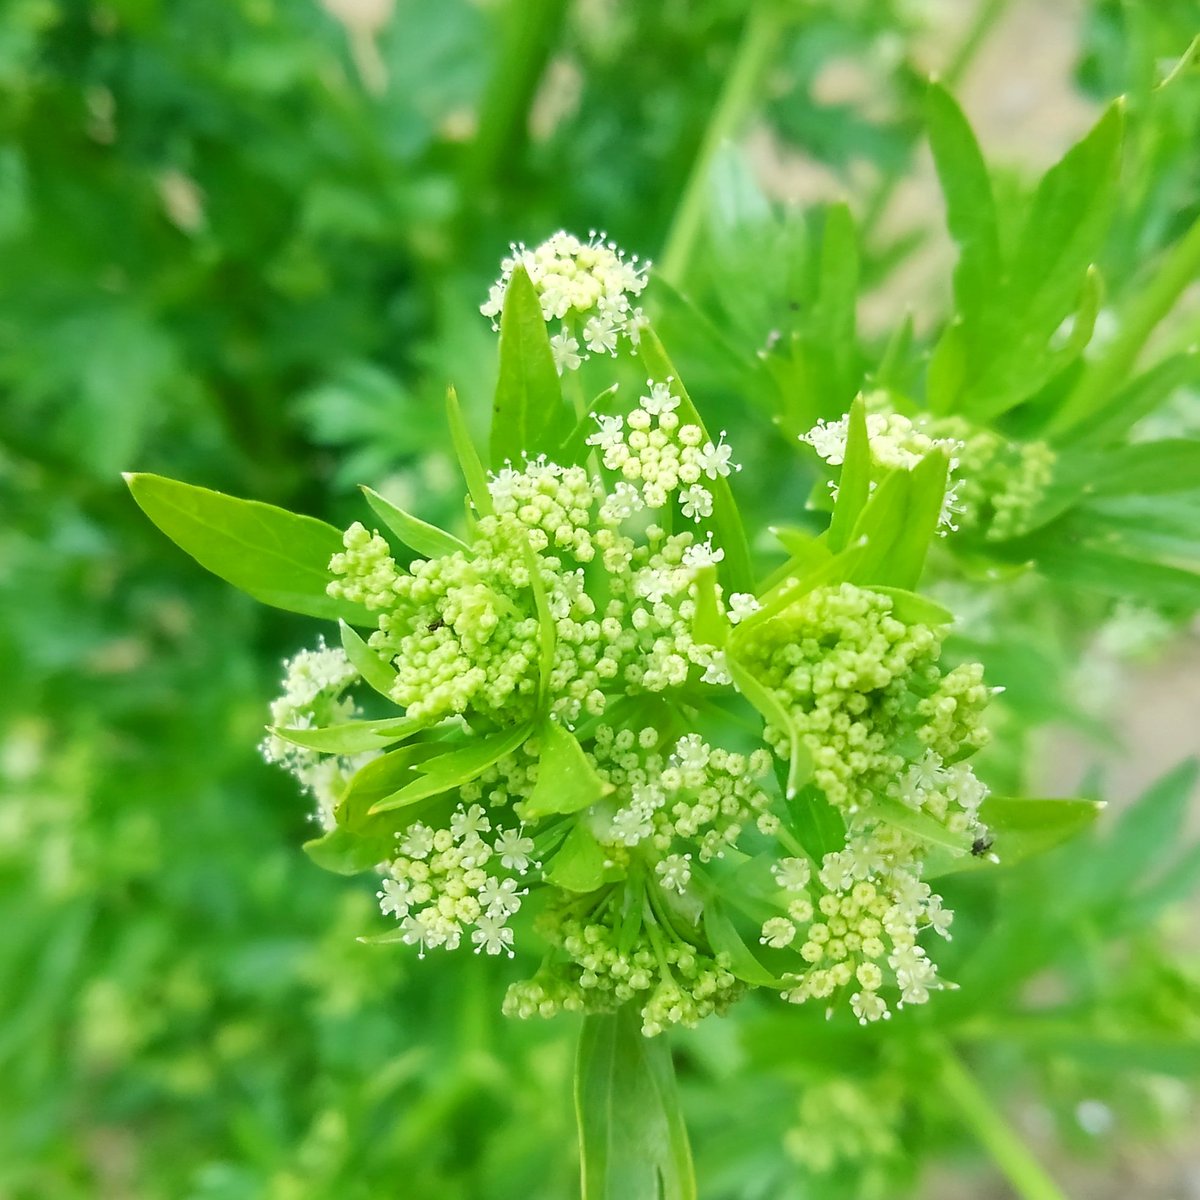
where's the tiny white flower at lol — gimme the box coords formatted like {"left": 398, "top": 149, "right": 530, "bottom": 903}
{"left": 640, "top": 379, "right": 679, "bottom": 417}
{"left": 771, "top": 856, "right": 811, "bottom": 892}
{"left": 680, "top": 484, "right": 713, "bottom": 522}
{"left": 682, "top": 537, "right": 724, "bottom": 569}
{"left": 672, "top": 734, "right": 710, "bottom": 771}
{"left": 586, "top": 412, "right": 625, "bottom": 453}
{"left": 399, "top": 823, "right": 435, "bottom": 860}
{"left": 450, "top": 803, "right": 491, "bottom": 841}
{"left": 479, "top": 876, "right": 525, "bottom": 920}
{"left": 493, "top": 827, "right": 536, "bottom": 873}
{"left": 550, "top": 331, "right": 582, "bottom": 373}
{"left": 471, "top": 915, "right": 515, "bottom": 957}
{"left": 800, "top": 416, "right": 849, "bottom": 464}
{"left": 697, "top": 434, "right": 737, "bottom": 479}
{"left": 727, "top": 592, "right": 761, "bottom": 624}
{"left": 760, "top": 917, "right": 796, "bottom": 949}
{"left": 655, "top": 853, "right": 692, "bottom": 894}
{"left": 584, "top": 312, "right": 619, "bottom": 356}
{"left": 377, "top": 878, "right": 411, "bottom": 919}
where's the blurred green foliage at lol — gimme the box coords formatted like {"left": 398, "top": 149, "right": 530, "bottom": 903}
{"left": 2, "top": 1, "right": 1199, "bottom": 1197}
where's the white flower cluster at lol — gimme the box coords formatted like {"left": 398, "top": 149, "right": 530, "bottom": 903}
{"left": 377, "top": 803, "right": 535, "bottom": 958}
{"left": 480, "top": 230, "right": 649, "bottom": 373}
{"left": 259, "top": 641, "right": 377, "bottom": 829}
{"left": 765, "top": 828, "right": 950, "bottom": 1024}
{"left": 587, "top": 378, "right": 738, "bottom": 516}
{"left": 801, "top": 409, "right": 964, "bottom": 531}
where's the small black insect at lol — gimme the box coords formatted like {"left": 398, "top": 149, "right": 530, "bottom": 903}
{"left": 971, "top": 835, "right": 994, "bottom": 858}
{"left": 427, "top": 617, "right": 445, "bottom": 632}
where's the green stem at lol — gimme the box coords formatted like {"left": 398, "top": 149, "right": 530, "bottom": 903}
{"left": 657, "top": 3, "right": 784, "bottom": 286}
{"left": 860, "top": 0, "right": 1010, "bottom": 241}
{"left": 463, "top": 0, "right": 569, "bottom": 195}
{"left": 1048, "top": 211, "right": 1200, "bottom": 438}
{"left": 936, "top": 1042, "right": 1068, "bottom": 1200}
{"left": 576, "top": 1007, "right": 696, "bottom": 1200}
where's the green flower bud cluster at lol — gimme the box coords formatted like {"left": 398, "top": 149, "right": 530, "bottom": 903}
{"left": 587, "top": 726, "right": 776, "bottom": 863}
{"left": 923, "top": 415, "right": 1056, "bottom": 540}
{"left": 503, "top": 897, "right": 742, "bottom": 1037}
{"left": 738, "top": 583, "right": 989, "bottom": 818}
{"left": 785, "top": 1078, "right": 903, "bottom": 1181}
{"left": 260, "top": 641, "right": 377, "bottom": 829}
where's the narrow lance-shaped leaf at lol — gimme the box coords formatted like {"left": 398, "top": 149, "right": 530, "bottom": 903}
{"left": 124, "top": 473, "right": 368, "bottom": 625}
{"left": 926, "top": 82, "right": 1000, "bottom": 326}
{"left": 825, "top": 396, "right": 871, "bottom": 553}
{"left": 575, "top": 1006, "right": 696, "bottom": 1200}
{"left": 339, "top": 619, "right": 397, "bottom": 698}
{"left": 270, "top": 716, "right": 423, "bottom": 756}
{"left": 490, "top": 264, "right": 571, "bottom": 468}
{"left": 360, "top": 485, "right": 472, "bottom": 559}
{"left": 370, "top": 722, "right": 534, "bottom": 814}
{"left": 446, "top": 386, "right": 494, "bottom": 518}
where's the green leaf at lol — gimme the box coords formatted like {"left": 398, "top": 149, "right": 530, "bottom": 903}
{"left": 870, "top": 587, "right": 954, "bottom": 627}
{"left": 702, "top": 902, "right": 782, "bottom": 988}
{"left": 826, "top": 396, "right": 871, "bottom": 553}
{"left": 446, "top": 386, "right": 494, "bottom": 518}
{"left": 861, "top": 797, "right": 973, "bottom": 854}
{"left": 369, "top": 723, "right": 534, "bottom": 814}
{"left": 926, "top": 320, "right": 967, "bottom": 416}
{"left": 926, "top": 83, "right": 1000, "bottom": 324}
{"left": 339, "top": 619, "right": 397, "bottom": 698}
{"left": 786, "top": 787, "right": 845, "bottom": 864}
{"left": 490, "top": 264, "right": 569, "bottom": 468}
{"left": 925, "top": 796, "right": 1104, "bottom": 878}
{"left": 872, "top": 450, "right": 949, "bottom": 589}
{"left": 270, "top": 716, "right": 423, "bottom": 756}
{"left": 1093, "top": 760, "right": 1198, "bottom": 908}
{"left": 637, "top": 327, "right": 754, "bottom": 593}
{"left": 575, "top": 1007, "right": 696, "bottom": 1200}
{"left": 303, "top": 824, "right": 394, "bottom": 875}
{"left": 1084, "top": 440, "right": 1200, "bottom": 498}
{"left": 546, "top": 823, "right": 616, "bottom": 894}
{"left": 519, "top": 720, "right": 613, "bottom": 819}
{"left": 360, "top": 485, "right": 472, "bottom": 559}
{"left": 338, "top": 742, "right": 448, "bottom": 829}
{"left": 557, "top": 384, "right": 621, "bottom": 466}
{"left": 124, "top": 473, "right": 367, "bottom": 624}
{"left": 1069, "top": 351, "right": 1199, "bottom": 448}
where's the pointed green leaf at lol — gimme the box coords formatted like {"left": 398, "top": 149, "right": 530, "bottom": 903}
{"left": 369, "top": 723, "right": 534, "bottom": 814}
{"left": 446, "top": 386, "right": 494, "bottom": 517}
{"left": 826, "top": 397, "right": 872, "bottom": 553}
{"left": 490, "top": 264, "right": 569, "bottom": 468}
{"left": 786, "top": 787, "right": 845, "bottom": 864}
{"left": 926, "top": 83, "right": 1000, "bottom": 323}
{"left": 271, "top": 716, "right": 423, "bottom": 756}
{"left": 125, "top": 473, "right": 368, "bottom": 624}
{"left": 870, "top": 587, "right": 954, "bottom": 627}
{"left": 339, "top": 619, "right": 397, "bottom": 698}
{"left": 519, "top": 720, "right": 614, "bottom": 819}
{"left": 726, "top": 653, "right": 812, "bottom": 799}
{"left": 702, "top": 902, "right": 784, "bottom": 988}
{"left": 360, "top": 485, "right": 472, "bottom": 559}
{"left": 339, "top": 741, "right": 448, "bottom": 829}
{"left": 546, "top": 823, "right": 616, "bottom": 894}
